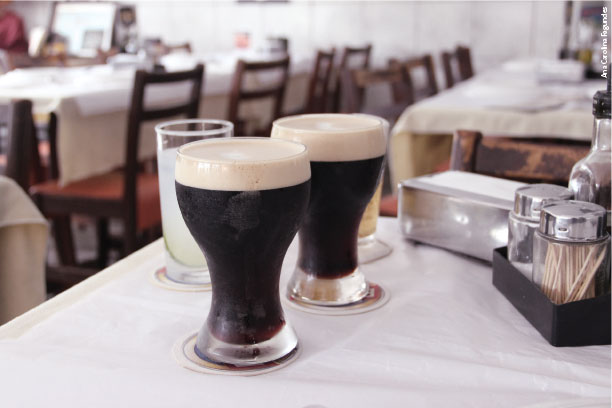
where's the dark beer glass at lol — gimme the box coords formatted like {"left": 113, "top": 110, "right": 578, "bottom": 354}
{"left": 271, "top": 114, "right": 385, "bottom": 306}
{"left": 175, "top": 137, "right": 311, "bottom": 366}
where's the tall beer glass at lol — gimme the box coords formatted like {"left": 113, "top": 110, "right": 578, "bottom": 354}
{"left": 272, "top": 114, "right": 385, "bottom": 306}
{"left": 175, "top": 138, "right": 310, "bottom": 367}
{"left": 155, "top": 119, "right": 233, "bottom": 285}
{"left": 356, "top": 115, "right": 393, "bottom": 263}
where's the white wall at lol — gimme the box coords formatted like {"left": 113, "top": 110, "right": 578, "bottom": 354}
{"left": 133, "top": 1, "right": 565, "bottom": 71}
{"left": 14, "top": 1, "right": 566, "bottom": 80}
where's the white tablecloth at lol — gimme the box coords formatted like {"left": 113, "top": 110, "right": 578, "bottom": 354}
{"left": 388, "top": 59, "right": 606, "bottom": 191}
{"left": 0, "top": 217, "right": 608, "bottom": 407}
{"left": 0, "top": 52, "right": 310, "bottom": 185}
{"left": 0, "top": 176, "right": 48, "bottom": 324}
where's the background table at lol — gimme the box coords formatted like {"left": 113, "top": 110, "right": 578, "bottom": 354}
{"left": 0, "top": 51, "right": 310, "bottom": 185}
{"left": 0, "top": 217, "right": 608, "bottom": 407}
{"left": 389, "top": 60, "right": 606, "bottom": 192}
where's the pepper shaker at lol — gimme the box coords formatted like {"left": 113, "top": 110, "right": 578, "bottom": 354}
{"left": 508, "top": 184, "right": 573, "bottom": 277}
{"left": 533, "top": 200, "right": 610, "bottom": 304}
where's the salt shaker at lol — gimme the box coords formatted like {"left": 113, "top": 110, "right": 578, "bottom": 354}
{"left": 533, "top": 200, "right": 610, "bottom": 305}
{"left": 508, "top": 184, "right": 573, "bottom": 277}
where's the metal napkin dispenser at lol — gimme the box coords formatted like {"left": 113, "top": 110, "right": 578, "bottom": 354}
{"left": 398, "top": 171, "right": 525, "bottom": 262}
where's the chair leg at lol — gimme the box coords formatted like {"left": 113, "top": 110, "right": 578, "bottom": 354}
{"left": 123, "top": 220, "right": 138, "bottom": 257}
{"left": 96, "top": 218, "right": 110, "bottom": 268}
{"left": 53, "top": 215, "right": 76, "bottom": 266}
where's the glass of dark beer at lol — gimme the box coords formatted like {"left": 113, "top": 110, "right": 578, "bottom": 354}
{"left": 175, "top": 137, "right": 311, "bottom": 367}
{"left": 272, "top": 114, "right": 386, "bottom": 306}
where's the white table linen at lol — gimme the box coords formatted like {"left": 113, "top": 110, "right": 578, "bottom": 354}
{"left": 389, "top": 59, "right": 606, "bottom": 191}
{"left": 0, "top": 52, "right": 310, "bottom": 185}
{"left": 0, "top": 176, "right": 48, "bottom": 324}
{"left": 0, "top": 217, "right": 608, "bottom": 407}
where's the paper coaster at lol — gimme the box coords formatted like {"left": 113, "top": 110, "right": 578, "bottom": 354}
{"left": 150, "top": 267, "right": 211, "bottom": 292}
{"left": 172, "top": 332, "right": 300, "bottom": 376}
{"left": 284, "top": 282, "right": 390, "bottom": 316}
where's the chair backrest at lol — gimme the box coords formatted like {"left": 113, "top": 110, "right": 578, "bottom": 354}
{"left": 333, "top": 44, "right": 372, "bottom": 112}
{"left": 390, "top": 54, "right": 439, "bottom": 101}
{"left": 441, "top": 45, "right": 474, "bottom": 89}
{"left": 340, "top": 66, "right": 406, "bottom": 114}
{"left": 227, "top": 57, "right": 290, "bottom": 135}
{"left": 4, "top": 99, "right": 45, "bottom": 191}
{"left": 339, "top": 44, "right": 372, "bottom": 72}
{"left": 450, "top": 130, "right": 590, "bottom": 185}
{"left": 305, "top": 48, "right": 335, "bottom": 113}
{"left": 124, "top": 63, "right": 204, "bottom": 206}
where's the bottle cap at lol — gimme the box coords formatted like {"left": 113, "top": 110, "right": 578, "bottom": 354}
{"left": 539, "top": 200, "right": 608, "bottom": 242}
{"left": 593, "top": 66, "right": 611, "bottom": 119}
{"left": 513, "top": 184, "right": 574, "bottom": 220}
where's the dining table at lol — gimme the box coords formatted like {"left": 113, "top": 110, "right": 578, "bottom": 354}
{"left": 388, "top": 59, "right": 607, "bottom": 193}
{"left": 0, "top": 50, "right": 311, "bottom": 185}
{"left": 0, "top": 216, "right": 609, "bottom": 407}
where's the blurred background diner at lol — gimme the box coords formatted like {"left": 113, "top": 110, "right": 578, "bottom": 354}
{"left": 0, "top": 0, "right": 608, "bottom": 322}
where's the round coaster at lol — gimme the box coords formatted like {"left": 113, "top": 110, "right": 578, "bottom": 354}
{"left": 150, "top": 267, "right": 211, "bottom": 292}
{"left": 284, "top": 282, "right": 390, "bottom": 316}
{"left": 172, "top": 332, "right": 300, "bottom": 376}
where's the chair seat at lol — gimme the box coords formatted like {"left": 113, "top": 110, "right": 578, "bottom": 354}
{"left": 380, "top": 194, "right": 398, "bottom": 217}
{"left": 30, "top": 171, "right": 161, "bottom": 231}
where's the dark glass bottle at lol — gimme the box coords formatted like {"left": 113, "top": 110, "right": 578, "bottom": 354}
{"left": 568, "top": 74, "right": 611, "bottom": 230}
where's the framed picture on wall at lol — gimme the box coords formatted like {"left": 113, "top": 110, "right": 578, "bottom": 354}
{"left": 50, "top": 2, "right": 117, "bottom": 57}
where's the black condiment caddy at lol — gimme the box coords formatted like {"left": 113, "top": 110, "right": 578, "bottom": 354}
{"left": 492, "top": 247, "right": 611, "bottom": 347}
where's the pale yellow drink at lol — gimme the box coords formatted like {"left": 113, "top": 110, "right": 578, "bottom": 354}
{"left": 358, "top": 181, "right": 383, "bottom": 240}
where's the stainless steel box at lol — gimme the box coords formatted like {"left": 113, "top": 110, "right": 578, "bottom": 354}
{"left": 398, "top": 171, "right": 525, "bottom": 262}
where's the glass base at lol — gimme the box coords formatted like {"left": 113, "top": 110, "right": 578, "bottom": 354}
{"left": 285, "top": 281, "right": 390, "bottom": 315}
{"left": 164, "top": 251, "right": 210, "bottom": 285}
{"left": 194, "top": 323, "right": 298, "bottom": 367}
{"left": 358, "top": 236, "right": 393, "bottom": 264}
{"left": 173, "top": 332, "right": 299, "bottom": 376}
{"left": 286, "top": 266, "right": 368, "bottom": 306}
{"left": 150, "top": 267, "right": 211, "bottom": 292}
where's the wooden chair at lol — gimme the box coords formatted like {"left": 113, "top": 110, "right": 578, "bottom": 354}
{"left": 450, "top": 130, "right": 590, "bottom": 185}
{"left": 340, "top": 65, "right": 411, "bottom": 123}
{"left": 441, "top": 45, "right": 474, "bottom": 89}
{"left": 228, "top": 57, "right": 290, "bottom": 136}
{"left": 2, "top": 101, "right": 78, "bottom": 286}
{"left": 305, "top": 48, "right": 336, "bottom": 113}
{"left": 3, "top": 100, "right": 45, "bottom": 191}
{"left": 390, "top": 54, "right": 439, "bottom": 102}
{"left": 332, "top": 44, "right": 372, "bottom": 112}
{"left": 30, "top": 64, "right": 204, "bottom": 289}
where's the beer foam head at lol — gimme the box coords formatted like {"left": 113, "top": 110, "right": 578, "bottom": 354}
{"left": 271, "top": 114, "right": 386, "bottom": 162}
{"left": 176, "top": 137, "right": 310, "bottom": 191}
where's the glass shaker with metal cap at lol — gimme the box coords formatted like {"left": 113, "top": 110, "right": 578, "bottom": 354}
{"left": 508, "top": 184, "right": 573, "bottom": 277}
{"left": 569, "top": 71, "right": 611, "bottom": 231}
{"left": 533, "top": 200, "right": 610, "bottom": 304}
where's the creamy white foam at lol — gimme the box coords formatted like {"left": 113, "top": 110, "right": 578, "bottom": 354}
{"left": 271, "top": 114, "right": 386, "bottom": 162}
{"left": 175, "top": 138, "right": 310, "bottom": 191}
